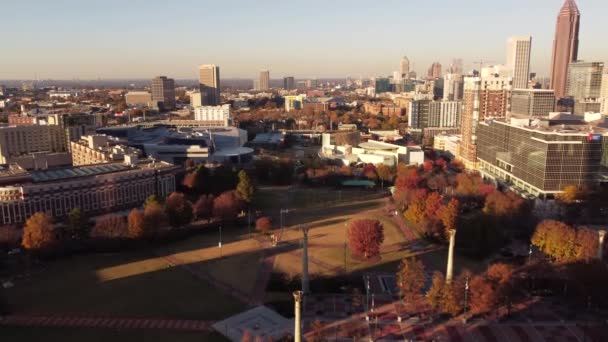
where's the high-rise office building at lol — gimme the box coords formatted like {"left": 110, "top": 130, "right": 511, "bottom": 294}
{"left": 408, "top": 100, "right": 431, "bottom": 130}
{"left": 601, "top": 72, "right": 608, "bottom": 114}
{"left": 400, "top": 56, "right": 410, "bottom": 78}
{"left": 151, "top": 76, "right": 175, "bottom": 111}
{"left": 375, "top": 78, "right": 392, "bottom": 94}
{"left": 429, "top": 101, "right": 461, "bottom": 128}
{"left": 566, "top": 61, "right": 604, "bottom": 100}
{"left": 459, "top": 77, "right": 482, "bottom": 169}
{"left": 448, "top": 59, "right": 464, "bottom": 75}
{"left": 258, "top": 70, "right": 270, "bottom": 91}
{"left": 283, "top": 76, "right": 295, "bottom": 90}
{"left": 198, "top": 64, "right": 221, "bottom": 106}
{"left": 477, "top": 115, "right": 608, "bottom": 197}
{"left": 507, "top": 36, "right": 532, "bottom": 90}
{"left": 510, "top": 89, "right": 556, "bottom": 117}
{"left": 427, "top": 62, "right": 442, "bottom": 79}
{"left": 550, "top": 0, "right": 580, "bottom": 99}
{"left": 443, "top": 73, "right": 464, "bottom": 101}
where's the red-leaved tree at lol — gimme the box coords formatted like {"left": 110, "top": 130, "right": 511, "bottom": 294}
{"left": 347, "top": 219, "right": 384, "bottom": 259}
{"left": 213, "top": 191, "right": 242, "bottom": 221}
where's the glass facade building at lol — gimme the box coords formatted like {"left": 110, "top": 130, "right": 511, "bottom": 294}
{"left": 477, "top": 118, "right": 607, "bottom": 196}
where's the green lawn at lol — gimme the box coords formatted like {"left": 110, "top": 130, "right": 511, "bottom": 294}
{"left": 0, "top": 327, "right": 228, "bottom": 342}
{"left": 4, "top": 250, "right": 245, "bottom": 320}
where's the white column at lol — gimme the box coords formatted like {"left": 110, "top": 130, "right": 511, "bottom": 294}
{"left": 598, "top": 230, "right": 606, "bottom": 260}
{"left": 293, "top": 291, "right": 303, "bottom": 342}
{"left": 446, "top": 229, "right": 456, "bottom": 283}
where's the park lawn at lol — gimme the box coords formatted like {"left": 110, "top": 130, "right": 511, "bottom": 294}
{"left": 0, "top": 327, "right": 229, "bottom": 342}
{"left": 4, "top": 249, "right": 245, "bottom": 320}
{"left": 206, "top": 249, "right": 264, "bottom": 295}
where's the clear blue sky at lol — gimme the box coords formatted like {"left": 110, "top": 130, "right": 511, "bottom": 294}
{"left": 2, "top": 0, "right": 606, "bottom": 80}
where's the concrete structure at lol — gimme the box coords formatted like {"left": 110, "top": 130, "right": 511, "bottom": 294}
{"left": 567, "top": 61, "right": 604, "bottom": 100}
{"left": 446, "top": 229, "right": 456, "bottom": 283}
{"left": 125, "top": 91, "right": 153, "bottom": 107}
{"left": 194, "top": 104, "right": 231, "bottom": 126}
{"left": 70, "top": 134, "right": 141, "bottom": 166}
{"left": 0, "top": 125, "right": 67, "bottom": 165}
{"left": 199, "top": 64, "right": 221, "bottom": 106}
{"left": 48, "top": 90, "right": 81, "bottom": 99}
{"left": 293, "top": 291, "right": 302, "bottom": 342}
{"left": 480, "top": 65, "right": 512, "bottom": 117}
{"left": 507, "top": 36, "right": 532, "bottom": 90}
{"left": 477, "top": 113, "right": 608, "bottom": 197}
{"left": 283, "top": 76, "right": 295, "bottom": 91}
{"left": 433, "top": 134, "right": 461, "bottom": 159}
{"left": 443, "top": 73, "right": 464, "bottom": 101}
{"left": 212, "top": 306, "right": 293, "bottom": 342}
{"left": 321, "top": 132, "right": 424, "bottom": 167}
{"left": 510, "top": 89, "right": 556, "bottom": 117}
{"left": 151, "top": 76, "right": 175, "bottom": 111}
{"left": 429, "top": 101, "right": 461, "bottom": 128}
{"left": 427, "top": 62, "right": 442, "bottom": 79}
{"left": 601, "top": 72, "right": 608, "bottom": 114}
{"left": 301, "top": 227, "right": 310, "bottom": 294}
{"left": 285, "top": 95, "right": 305, "bottom": 112}
{"left": 408, "top": 100, "right": 431, "bottom": 130}
{"left": 257, "top": 70, "right": 270, "bottom": 91}
{"left": 400, "top": 56, "right": 410, "bottom": 78}
{"left": 190, "top": 91, "right": 202, "bottom": 108}
{"left": 459, "top": 77, "right": 482, "bottom": 169}
{"left": 550, "top": 0, "right": 580, "bottom": 99}
{"left": 0, "top": 159, "right": 178, "bottom": 224}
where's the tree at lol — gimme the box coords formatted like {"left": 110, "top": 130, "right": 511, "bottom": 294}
{"left": 375, "top": 164, "right": 393, "bottom": 189}
{"left": 256, "top": 217, "right": 272, "bottom": 234}
{"left": 236, "top": 170, "right": 255, "bottom": 203}
{"left": 193, "top": 194, "right": 214, "bottom": 221}
{"left": 397, "top": 257, "right": 426, "bottom": 305}
{"left": 404, "top": 197, "right": 426, "bottom": 224}
{"left": 424, "top": 192, "right": 443, "bottom": 218}
{"left": 90, "top": 214, "right": 128, "bottom": 239}
{"left": 165, "top": 192, "right": 193, "bottom": 227}
{"left": 144, "top": 194, "right": 160, "bottom": 209}
{"left": 469, "top": 275, "right": 497, "bottom": 314}
{"left": 66, "top": 208, "right": 89, "bottom": 239}
{"left": 144, "top": 202, "right": 168, "bottom": 236}
{"left": 438, "top": 198, "right": 459, "bottom": 235}
{"left": 426, "top": 272, "right": 445, "bottom": 312}
{"left": 556, "top": 185, "right": 583, "bottom": 204}
{"left": 486, "top": 263, "right": 513, "bottom": 286}
{"left": 347, "top": 219, "right": 384, "bottom": 259}
{"left": 483, "top": 191, "right": 524, "bottom": 217}
{"left": 395, "top": 167, "right": 420, "bottom": 191}
{"left": 441, "top": 283, "right": 462, "bottom": 316}
{"left": 574, "top": 227, "right": 599, "bottom": 262}
{"left": 531, "top": 220, "right": 576, "bottom": 263}
{"left": 22, "top": 212, "right": 56, "bottom": 250}
{"left": 213, "top": 191, "right": 242, "bottom": 221}
{"left": 127, "top": 209, "right": 146, "bottom": 239}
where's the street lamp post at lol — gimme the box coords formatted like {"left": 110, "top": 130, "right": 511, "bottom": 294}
{"left": 528, "top": 244, "right": 533, "bottom": 264}
{"left": 365, "top": 275, "right": 371, "bottom": 312}
{"left": 247, "top": 209, "right": 251, "bottom": 237}
{"left": 463, "top": 277, "right": 470, "bottom": 316}
{"left": 219, "top": 225, "right": 223, "bottom": 258}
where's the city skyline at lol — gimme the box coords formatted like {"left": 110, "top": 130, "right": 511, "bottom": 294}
{"left": 1, "top": 0, "right": 607, "bottom": 80}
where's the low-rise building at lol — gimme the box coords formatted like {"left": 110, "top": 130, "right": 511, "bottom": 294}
{"left": 0, "top": 159, "right": 179, "bottom": 224}
{"left": 70, "top": 134, "right": 141, "bottom": 166}
{"left": 285, "top": 95, "right": 306, "bottom": 112}
{"left": 126, "top": 91, "right": 153, "bottom": 107}
{"left": 193, "top": 104, "right": 231, "bottom": 126}
{"left": 433, "top": 134, "right": 461, "bottom": 159}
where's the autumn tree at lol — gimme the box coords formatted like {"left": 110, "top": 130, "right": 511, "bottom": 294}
{"left": 144, "top": 194, "right": 161, "bottom": 208}
{"left": 164, "top": 192, "right": 193, "bottom": 227}
{"left": 90, "top": 214, "right": 128, "bottom": 239}
{"left": 66, "top": 207, "right": 89, "bottom": 239}
{"left": 22, "top": 212, "right": 56, "bottom": 250}
{"left": 404, "top": 195, "right": 426, "bottom": 224}
{"left": 236, "top": 170, "right": 255, "bottom": 203}
{"left": 574, "top": 227, "right": 599, "bottom": 262}
{"left": 256, "top": 217, "right": 272, "bottom": 234}
{"left": 469, "top": 275, "right": 497, "bottom": 315}
{"left": 375, "top": 164, "right": 394, "bottom": 189}
{"left": 394, "top": 167, "right": 420, "bottom": 191}
{"left": 127, "top": 209, "right": 146, "bottom": 239}
{"left": 347, "top": 219, "right": 384, "bottom": 259}
{"left": 213, "top": 191, "right": 242, "bottom": 221}
{"left": 556, "top": 185, "right": 583, "bottom": 204}
{"left": 426, "top": 272, "right": 445, "bottom": 312}
{"left": 193, "top": 194, "right": 214, "bottom": 221}
{"left": 397, "top": 257, "right": 426, "bottom": 306}
{"left": 438, "top": 198, "right": 459, "bottom": 235}
{"left": 483, "top": 191, "right": 524, "bottom": 217}
{"left": 144, "top": 202, "right": 168, "bottom": 236}
{"left": 424, "top": 192, "right": 443, "bottom": 218}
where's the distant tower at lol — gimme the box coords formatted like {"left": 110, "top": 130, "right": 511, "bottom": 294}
{"left": 428, "top": 62, "right": 442, "bottom": 79}
{"left": 198, "top": 64, "right": 221, "bottom": 106}
{"left": 258, "top": 70, "right": 270, "bottom": 91}
{"left": 507, "top": 36, "right": 532, "bottom": 89}
{"left": 400, "top": 56, "right": 410, "bottom": 78}
{"left": 151, "top": 76, "right": 176, "bottom": 111}
{"left": 550, "top": 0, "right": 580, "bottom": 99}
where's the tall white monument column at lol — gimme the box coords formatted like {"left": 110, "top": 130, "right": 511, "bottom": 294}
{"left": 598, "top": 230, "right": 606, "bottom": 260}
{"left": 446, "top": 229, "right": 456, "bottom": 283}
{"left": 293, "top": 291, "right": 303, "bottom": 342}
{"left": 302, "top": 226, "right": 310, "bottom": 294}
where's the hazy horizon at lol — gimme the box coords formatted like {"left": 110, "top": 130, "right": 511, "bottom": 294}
{"left": 2, "top": 0, "right": 607, "bottom": 80}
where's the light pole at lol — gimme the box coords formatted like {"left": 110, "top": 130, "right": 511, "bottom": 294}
{"left": 219, "top": 225, "right": 223, "bottom": 258}
{"left": 365, "top": 275, "right": 370, "bottom": 312}
{"left": 528, "top": 244, "right": 533, "bottom": 264}
{"left": 280, "top": 208, "right": 290, "bottom": 231}
{"left": 463, "top": 277, "right": 470, "bottom": 316}
{"left": 247, "top": 209, "right": 252, "bottom": 237}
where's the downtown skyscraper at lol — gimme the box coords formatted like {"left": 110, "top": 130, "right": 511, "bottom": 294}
{"left": 258, "top": 70, "right": 270, "bottom": 91}
{"left": 507, "top": 36, "right": 532, "bottom": 90}
{"left": 550, "top": 0, "right": 580, "bottom": 99}
{"left": 400, "top": 56, "right": 410, "bottom": 78}
{"left": 198, "top": 64, "right": 221, "bottom": 106}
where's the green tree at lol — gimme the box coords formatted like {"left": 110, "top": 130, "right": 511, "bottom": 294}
{"left": 236, "top": 170, "right": 255, "bottom": 203}
{"left": 66, "top": 208, "right": 89, "bottom": 239}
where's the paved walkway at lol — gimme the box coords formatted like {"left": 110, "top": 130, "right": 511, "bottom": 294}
{"left": 385, "top": 198, "right": 417, "bottom": 242}
{"left": 0, "top": 314, "right": 214, "bottom": 331}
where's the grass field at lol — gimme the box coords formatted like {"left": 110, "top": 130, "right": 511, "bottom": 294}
{"left": 0, "top": 327, "right": 229, "bottom": 342}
